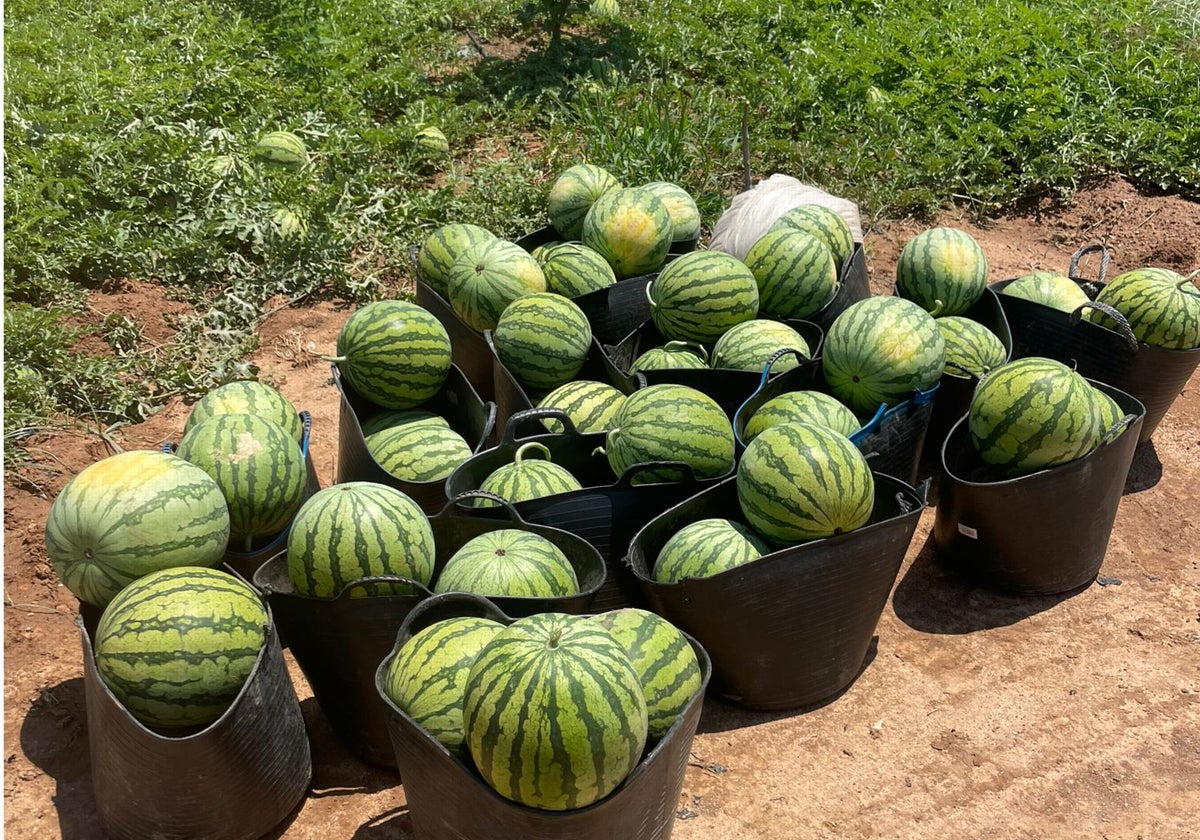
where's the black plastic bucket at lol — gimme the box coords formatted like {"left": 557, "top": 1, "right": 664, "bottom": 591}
{"left": 79, "top": 609, "right": 311, "bottom": 840}
{"left": 933, "top": 381, "right": 1146, "bottom": 595}
{"left": 626, "top": 473, "right": 926, "bottom": 710}
{"left": 253, "top": 497, "right": 606, "bottom": 769}
{"left": 332, "top": 362, "right": 496, "bottom": 515}
{"left": 374, "top": 591, "right": 712, "bottom": 840}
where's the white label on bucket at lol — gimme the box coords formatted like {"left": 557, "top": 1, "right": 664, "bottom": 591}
{"left": 958, "top": 523, "right": 979, "bottom": 539}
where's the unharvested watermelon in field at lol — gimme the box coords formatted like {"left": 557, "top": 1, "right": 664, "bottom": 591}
{"left": 1001, "top": 271, "right": 1090, "bottom": 313}
{"left": 649, "top": 250, "right": 759, "bottom": 344}
{"left": 365, "top": 423, "right": 472, "bottom": 483}
{"left": 447, "top": 238, "right": 547, "bottom": 331}
{"left": 1084, "top": 267, "right": 1200, "bottom": 349}
{"left": 652, "top": 517, "right": 771, "bottom": 582}
{"left": 286, "top": 482, "right": 435, "bottom": 598}
{"left": 548, "top": 164, "right": 622, "bottom": 241}
{"left": 744, "top": 227, "right": 838, "bottom": 320}
{"left": 417, "top": 223, "right": 497, "bottom": 297}
{"left": 45, "top": 450, "right": 231, "bottom": 607}
{"left": 895, "top": 227, "right": 988, "bottom": 316}
{"left": 493, "top": 292, "right": 592, "bottom": 391}
{"left": 642, "top": 181, "right": 702, "bottom": 243}
{"left": 463, "top": 612, "right": 648, "bottom": 810}
{"left": 822, "top": 296, "right": 945, "bottom": 416}
{"left": 414, "top": 125, "right": 450, "bottom": 161}
{"left": 581, "top": 186, "right": 673, "bottom": 279}
{"left": 184, "top": 381, "right": 303, "bottom": 442}
{"left": 537, "top": 380, "right": 627, "bottom": 433}
{"left": 604, "top": 384, "right": 735, "bottom": 483}
{"left": 434, "top": 529, "right": 579, "bottom": 598}
{"left": 738, "top": 422, "right": 875, "bottom": 545}
{"left": 967, "top": 357, "right": 1103, "bottom": 473}
{"left": 538, "top": 242, "right": 617, "bottom": 298}
{"left": 383, "top": 616, "right": 503, "bottom": 752}
{"left": 768, "top": 203, "right": 855, "bottom": 274}
{"left": 936, "top": 316, "right": 1008, "bottom": 378}
{"left": 742, "top": 391, "right": 860, "bottom": 443}
{"left": 629, "top": 340, "right": 708, "bottom": 373}
{"left": 332, "top": 299, "right": 453, "bottom": 409}
{"left": 710, "top": 319, "right": 811, "bottom": 373}
{"left": 477, "top": 442, "right": 584, "bottom": 506}
{"left": 94, "top": 566, "right": 267, "bottom": 731}
{"left": 253, "top": 130, "right": 308, "bottom": 170}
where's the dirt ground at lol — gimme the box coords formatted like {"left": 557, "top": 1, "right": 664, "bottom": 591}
{"left": 4, "top": 176, "right": 1199, "bottom": 839}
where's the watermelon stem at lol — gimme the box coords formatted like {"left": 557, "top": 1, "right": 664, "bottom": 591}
{"left": 322, "top": 354, "right": 347, "bottom": 364}
{"left": 1179, "top": 270, "right": 1200, "bottom": 287}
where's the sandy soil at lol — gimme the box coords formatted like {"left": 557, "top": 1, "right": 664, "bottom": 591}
{"left": 4, "top": 176, "right": 1198, "bottom": 840}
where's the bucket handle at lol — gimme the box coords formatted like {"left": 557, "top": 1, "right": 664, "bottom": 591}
{"left": 446, "top": 490, "right": 533, "bottom": 526}
{"left": 395, "top": 591, "right": 513, "bottom": 646}
{"left": 329, "top": 574, "right": 434, "bottom": 602}
{"left": 407, "top": 242, "right": 422, "bottom": 274}
{"left": 612, "top": 459, "right": 701, "bottom": 488}
{"left": 1069, "top": 300, "right": 1140, "bottom": 352}
{"left": 501, "top": 407, "right": 580, "bottom": 443}
{"left": 1098, "top": 412, "right": 1138, "bottom": 448}
{"left": 1067, "top": 243, "right": 1111, "bottom": 293}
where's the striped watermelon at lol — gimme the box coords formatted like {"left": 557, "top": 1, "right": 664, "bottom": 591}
{"left": 530, "top": 240, "right": 565, "bottom": 264}
{"left": 477, "top": 442, "right": 584, "bottom": 506}
{"left": 589, "top": 608, "right": 702, "bottom": 740}
{"left": 93, "top": 566, "right": 268, "bottom": 731}
{"left": 642, "top": 181, "right": 702, "bottom": 243}
{"left": 539, "top": 242, "right": 617, "bottom": 298}
{"left": 175, "top": 414, "right": 308, "bottom": 551}
{"left": 822, "top": 296, "right": 946, "bottom": 416}
{"left": 447, "top": 238, "right": 547, "bottom": 332}
{"left": 360, "top": 408, "right": 449, "bottom": 439}
{"left": 548, "top": 164, "right": 622, "bottom": 241}
{"left": 286, "top": 482, "right": 436, "bottom": 599}
{"left": 417, "top": 223, "right": 497, "bottom": 297}
{"left": 744, "top": 227, "right": 838, "bottom": 320}
{"left": 462, "top": 612, "right": 648, "bottom": 810}
{"left": 895, "top": 227, "right": 988, "bottom": 316}
{"left": 604, "top": 384, "right": 735, "bottom": 483}
{"left": 365, "top": 423, "right": 472, "bottom": 483}
{"left": 414, "top": 126, "right": 450, "bottom": 159}
{"left": 332, "top": 300, "right": 453, "bottom": 409}
{"left": 1001, "top": 271, "right": 1090, "bottom": 313}
{"left": 253, "top": 130, "right": 308, "bottom": 170}
{"left": 45, "top": 451, "right": 230, "bottom": 607}
{"left": 382, "top": 616, "right": 504, "bottom": 752}
{"left": 628, "top": 340, "right": 708, "bottom": 373}
{"left": 742, "top": 391, "right": 860, "bottom": 443}
{"left": 710, "top": 319, "right": 811, "bottom": 373}
{"left": 537, "top": 380, "right": 627, "bottom": 433}
{"left": 968, "top": 357, "right": 1104, "bottom": 473}
{"left": 493, "top": 292, "right": 593, "bottom": 391}
{"left": 648, "top": 250, "right": 760, "bottom": 344}
{"left": 184, "top": 381, "right": 302, "bottom": 442}
{"left": 581, "top": 186, "right": 673, "bottom": 279}
{"left": 652, "top": 518, "right": 771, "bottom": 583}
{"left": 1093, "top": 387, "right": 1128, "bottom": 440}
{"left": 434, "top": 529, "right": 580, "bottom": 598}
{"left": 936, "top": 316, "right": 1008, "bottom": 378}
{"left": 768, "top": 204, "right": 855, "bottom": 274}
{"left": 1085, "top": 267, "right": 1200, "bottom": 349}
{"left": 737, "top": 422, "right": 875, "bottom": 545}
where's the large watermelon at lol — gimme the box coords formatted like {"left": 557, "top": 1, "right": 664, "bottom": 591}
{"left": 365, "top": 423, "right": 473, "bottom": 483}
{"left": 331, "top": 299, "right": 453, "bottom": 409}
{"left": 417, "top": 223, "right": 497, "bottom": 297}
{"left": 286, "top": 482, "right": 436, "bottom": 599}
{"left": 462, "top": 612, "right": 648, "bottom": 810}
{"left": 447, "top": 238, "right": 547, "bottom": 331}
{"left": 434, "top": 529, "right": 579, "bottom": 598}
{"left": 642, "top": 181, "right": 702, "bottom": 243}
{"left": 581, "top": 186, "right": 673, "bottom": 279}
{"left": 477, "top": 442, "right": 584, "bottom": 506}
{"left": 604, "top": 384, "right": 735, "bottom": 483}
{"left": 821, "top": 296, "right": 946, "bottom": 416}
{"left": 648, "top": 250, "right": 760, "bottom": 344}
{"left": 93, "top": 566, "right": 268, "bottom": 731}
{"left": 652, "top": 518, "right": 772, "bottom": 582}
{"left": 537, "top": 380, "right": 627, "bottom": 433}
{"left": 539, "top": 242, "right": 617, "bottom": 298}
{"left": 1000, "top": 271, "right": 1090, "bottom": 313}
{"left": 45, "top": 450, "right": 231, "bottom": 607}
{"left": 936, "top": 316, "right": 1008, "bottom": 378}
{"left": 493, "top": 292, "right": 593, "bottom": 391}
{"left": 737, "top": 422, "right": 876, "bottom": 545}
{"left": 741, "top": 391, "right": 860, "bottom": 443}
{"left": 548, "top": 164, "right": 622, "bottom": 241}
{"left": 710, "top": 319, "right": 811, "bottom": 373}
{"left": 768, "top": 203, "right": 855, "bottom": 274}
{"left": 184, "top": 381, "right": 302, "bottom": 443}
{"left": 744, "top": 227, "right": 838, "bottom": 320}
{"left": 895, "top": 226, "right": 989, "bottom": 316}
{"left": 1085, "top": 267, "right": 1200, "bottom": 349}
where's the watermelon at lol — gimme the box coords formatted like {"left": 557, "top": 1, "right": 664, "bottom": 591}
{"left": 737, "top": 422, "right": 875, "bottom": 545}
{"left": 581, "top": 186, "right": 674, "bottom": 279}
{"left": 462, "top": 612, "right": 648, "bottom": 810}
{"left": 604, "top": 384, "right": 735, "bottom": 483}
{"left": 359, "top": 409, "right": 449, "bottom": 439}
{"left": 331, "top": 300, "right": 453, "bottom": 409}
{"left": 537, "top": 380, "right": 627, "bottom": 433}
{"left": 710, "top": 319, "right": 811, "bottom": 373}
{"left": 652, "top": 518, "right": 772, "bottom": 583}
{"left": 382, "top": 616, "right": 504, "bottom": 752}
{"left": 768, "top": 204, "right": 855, "bottom": 274}
{"left": 967, "top": 357, "right": 1104, "bottom": 473}
{"left": 417, "top": 223, "right": 497, "bottom": 297}
{"left": 539, "top": 242, "right": 617, "bottom": 298}
{"left": 286, "top": 482, "right": 436, "bottom": 599}
{"left": 895, "top": 226, "right": 988, "bottom": 316}
{"left": 821, "top": 296, "right": 946, "bottom": 416}
{"left": 589, "top": 608, "right": 702, "bottom": 740}
{"left": 93, "top": 566, "right": 268, "bottom": 731}
{"left": 1085, "top": 267, "right": 1200, "bottom": 349}
{"left": 414, "top": 126, "right": 450, "bottom": 159}
{"left": 447, "top": 238, "right": 547, "bottom": 332}
{"left": 642, "top": 181, "right": 702, "bottom": 243}
{"left": 1001, "top": 271, "right": 1090, "bottom": 313}
{"left": 744, "top": 227, "right": 838, "bottom": 320}
{"left": 175, "top": 413, "right": 308, "bottom": 551}
{"left": 648, "top": 250, "right": 760, "bottom": 344}
{"left": 589, "top": 0, "right": 620, "bottom": 19}
{"left": 365, "top": 423, "right": 473, "bottom": 483}
{"left": 936, "top": 316, "right": 1008, "bottom": 378}
{"left": 253, "top": 130, "right": 308, "bottom": 170}
{"left": 493, "top": 292, "right": 593, "bottom": 391}
{"left": 477, "top": 442, "right": 584, "bottom": 506}
{"left": 742, "top": 391, "right": 860, "bottom": 443}
{"left": 530, "top": 240, "right": 566, "bottom": 264}
{"left": 45, "top": 451, "right": 230, "bottom": 607}
{"left": 1093, "top": 387, "right": 1128, "bottom": 440}
{"left": 434, "top": 529, "right": 579, "bottom": 598}
{"left": 184, "top": 381, "right": 302, "bottom": 443}
{"left": 548, "top": 164, "right": 622, "bottom": 241}
{"left": 628, "top": 340, "right": 708, "bottom": 373}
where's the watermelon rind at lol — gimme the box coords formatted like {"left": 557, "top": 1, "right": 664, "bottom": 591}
{"left": 253, "top": 130, "right": 309, "bottom": 170}
{"left": 768, "top": 203, "right": 855, "bottom": 275}
{"left": 539, "top": 242, "right": 617, "bottom": 298}
{"left": 628, "top": 340, "right": 708, "bottom": 374}
{"left": 744, "top": 227, "right": 838, "bottom": 321}
{"left": 642, "top": 181, "right": 702, "bottom": 243}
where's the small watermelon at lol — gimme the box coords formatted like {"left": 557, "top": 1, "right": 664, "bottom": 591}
{"left": 652, "top": 518, "right": 772, "bottom": 582}
{"left": 493, "top": 292, "right": 593, "bottom": 391}
{"left": 604, "top": 384, "right": 735, "bottom": 483}
{"left": 417, "top": 223, "right": 497, "bottom": 297}
{"left": 744, "top": 227, "right": 838, "bottom": 320}
{"left": 537, "top": 380, "right": 627, "bottom": 433}
{"left": 768, "top": 204, "right": 855, "bottom": 274}
{"left": 476, "top": 442, "right": 584, "bottom": 506}
{"left": 1092, "top": 388, "right": 1129, "bottom": 440}
{"left": 359, "top": 409, "right": 449, "bottom": 439}
{"left": 548, "top": 164, "right": 622, "bottom": 241}
{"left": 742, "top": 391, "right": 860, "bottom": 443}
{"left": 649, "top": 250, "right": 760, "bottom": 344}
{"left": 253, "top": 130, "right": 308, "bottom": 170}
{"left": 365, "top": 423, "right": 473, "bottom": 483}
{"left": 936, "top": 316, "right": 1008, "bottom": 378}
{"left": 434, "top": 529, "right": 580, "bottom": 598}
{"left": 447, "top": 238, "right": 547, "bottom": 332}
{"left": 628, "top": 341, "right": 709, "bottom": 374}
{"left": 184, "top": 381, "right": 302, "bottom": 443}
{"left": 642, "top": 181, "right": 702, "bottom": 243}
{"left": 414, "top": 126, "right": 450, "bottom": 160}
{"left": 1085, "top": 267, "right": 1200, "bottom": 349}
{"left": 581, "top": 186, "right": 674, "bottom": 279}
{"left": 710, "top": 319, "right": 811, "bottom": 373}
{"left": 895, "top": 226, "right": 989, "bottom": 316}
{"left": 1001, "top": 271, "right": 1090, "bottom": 313}
{"left": 539, "top": 242, "right": 617, "bottom": 298}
